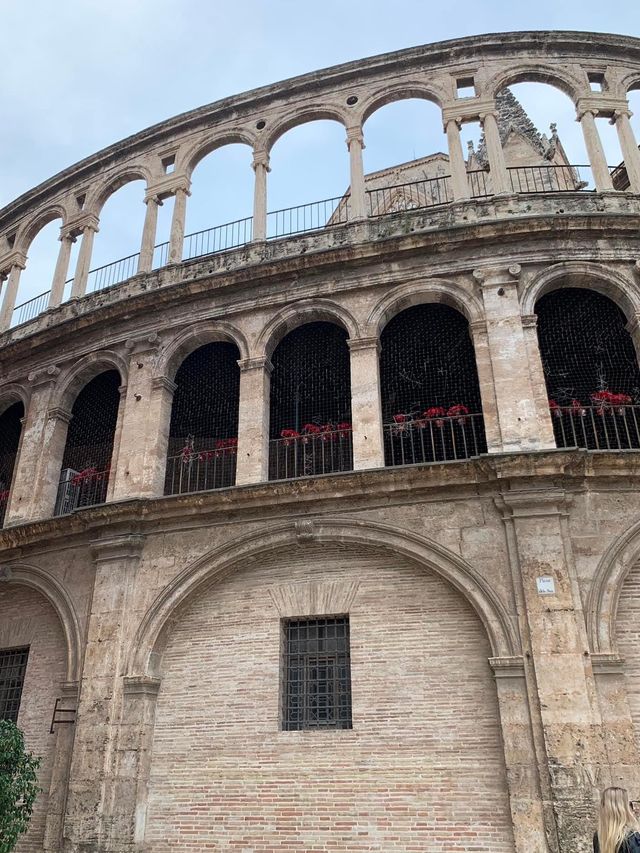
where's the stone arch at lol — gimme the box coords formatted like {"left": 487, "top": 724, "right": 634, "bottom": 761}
{"left": 360, "top": 81, "right": 445, "bottom": 124}
{"left": 587, "top": 518, "right": 640, "bottom": 655}
{"left": 14, "top": 205, "right": 67, "bottom": 256}
{"left": 264, "top": 107, "right": 349, "bottom": 153}
{"left": 0, "top": 562, "right": 82, "bottom": 682}
{"left": 88, "top": 165, "right": 153, "bottom": 217}
{"left": 159, "top": 321, "right": 250, "bottom": 382}
{"left": 128, "top": 517, "right": 518, "bottom": 678}
{"left": 181, "top": 131, "right": 256, "bottom": 179}
{"left": 366, "top": 278, "right": 484, "bottom": 336}
{"left": 52, "top": 350, "right": 128, "bottom": 412}
{"left": 485, "top": 64, "right": 585, "bottom": 103}
{"left": 521, "top": 262, "right": 640, "bottom": 320}
{"left": 0, "top": 382, "right": 29, "bottom": 417}
{"left": 255, "top": 299, "right": 360, "bottom": 359}
{"left": 620, "top": 73, "right": 640, "bottom": 96}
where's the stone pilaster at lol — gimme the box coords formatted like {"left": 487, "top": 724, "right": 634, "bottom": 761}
{"left": 469, "top": 318, "right": 502, "bottom": 452}
{"left": 348, "top": 337, "right": 385, "bottom": 470}
{"left": 62, "top": 533, "right": 145, "bottom": 852}
{"left": 235, "top": 356, "right": 272, "bottom": 485}
{"left": 346, "top": 127, "right": 367, "bottom": 219}
{"left": 445, "top": 118, "right": 470, "bottom": 200}
{"left": 521, "top": 314, "right": 556, "bottom": 450}
{"left": 252, "top": 151, "right": 270, "bottom": 241}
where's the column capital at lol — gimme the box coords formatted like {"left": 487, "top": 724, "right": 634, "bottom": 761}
{"left": 146, "top": 173, "right": 191, "bottom": 200}
{"left": 151, "top": 376, "right": 177, "bottom": 394}
{"left": 57, "top": 229, "right": 77, "bottom": 244}
{"left": 347, "top": 335, "right": 380, "bottom": 353}
{"left": 468, "top": 318, "right": 488, "bottom": 338}
{"left": 89, "top": 533, "right": 145, "bottom": 564}
{"left": 62, "top": 211, "right": 100, "bottom": 237}
{"left": 47, "top": 406, "right": 73, "bottom": 424}
{"left": 143, "top": 193, "right": 163, "bottom": 206}
{"left": 441, "top": 98, "right": 495, "bottom": 125}
{"left": 478, "top": 109, "right": 499, "bottom": 124}
{"left": 124, "top": 331, "right": 161, "bottom": 354}
{"left": 576, "top": 95, "right": 631, "bottom": 120}
{"left": 443, "top": 116, "right": 463, "bottom": 132}
{"left": 611, "top": 108, "right": 633, "bottom": 123}
{"left": 28, "top": 363, "right": 60, "bottom": 388}
{"left": 238, "top": 355, "right": 273, "bottom": 374}
{"left": 0, "top": 250, "right": 27, "bottom": 275}
{"left": 473, "top": 264, "right": 521, "bottom": 287}
{"left": 345, "top": 126, "right": 365, "bottom": 150}
{"left": 489, "top": 656, "right": 526, "bottom": 678}
{"left": 252, "top": 150, "right": 271, "bottom": 172}
{"left": 494, "top": 488, "right": 571, "bottom": 520}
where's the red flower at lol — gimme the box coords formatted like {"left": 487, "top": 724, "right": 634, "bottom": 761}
{"left": 393, "top": 413, "right": 406, "bottom": 424}
{"left": 447, "top": 404, "right": 469, "bottom": 424}
{"left": 319, "top": 423, "right": 336, "bottom": 442}
{"left": 280, "top": 428, "right": 300, "bottom": 446}
{"left": 71, "top": 467, "right": 98, "bottom": 486}
{"left": 337, "top": 421, "right": 352, "bottom": 439}
{"left": 548, "top": 399, "right": 563, "bottom": 419}
{"left": 424, "top": 406, "right": 446, "bottom": 427}
{"left": 302, "top": 423, "right": 321, "bottom": 434}
{"left": 570, "top": 399, "right": 586, "bottom": 417}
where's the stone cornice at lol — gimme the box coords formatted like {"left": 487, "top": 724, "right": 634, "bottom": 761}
{"left": 590, "top": 653, "right": 626, "bottom": 675}
{"left": 489, "top": 655, "right": 526, "bottom": 678}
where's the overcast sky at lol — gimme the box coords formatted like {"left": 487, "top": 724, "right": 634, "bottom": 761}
{"left": 2, "top": 0, "right": 640, "bottom": 308}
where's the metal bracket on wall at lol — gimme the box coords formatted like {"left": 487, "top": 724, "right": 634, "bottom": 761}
{"left": 50, "top": 697, "right": 77, "bottom": 734}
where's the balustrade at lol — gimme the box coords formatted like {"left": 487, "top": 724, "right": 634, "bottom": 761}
{"left": 383, "top": 411, "right": 486, "bottom": 467}
{"left": 269, "top": 427, "right": 353, "bottom": 481}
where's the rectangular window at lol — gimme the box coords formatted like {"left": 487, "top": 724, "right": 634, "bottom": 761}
{"left": 282, "top": 616, "right": 352, "bottom": 731}
{"left": 0, "top": 647, "right": 29, "bottom": 723}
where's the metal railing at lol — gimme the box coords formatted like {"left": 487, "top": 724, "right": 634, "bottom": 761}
{"left": 383, "top": 412, "right": 486, "bottom": 467}
{"left": 508, "top": 164, "right": 591, "bottom": 193}
{"left": 184, "top": 217, "right": 253, "bottom": 260}
{"left": 267, "top": 195, "right": 350, "bottom": 239}
{"left": 367, "top": 175, "right": 452, "bottom": 216}
{"left": 269, "top": 427, "right": 353, "bottom": 480}
{"left": 86, "top": 252, "right": 140, "bottom": 294}
{"left": 12, "top": 289, "right": 51, "bottom": 326}
{"left": 153, "top": 241, "right": 169, "bottom": 268}
{"left": 467, "top": 169, "right": 491, "bottom": 198}
{"left": 164, "top": 442, "right": 237, "bottom": 495}
{"left": 551, "top": 403, "right": 640, "bottom": 451}
{"left": 54, "top": 467, "right": 109, "bottom": 516}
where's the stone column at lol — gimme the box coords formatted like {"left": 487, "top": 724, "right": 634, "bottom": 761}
{"left": 612, "top": 109, "right": 640, "bottom": 193}
{"left": 168, "top": 185, "right": 190, "bottom": 264}
{"left": 521, "top": 315, "right": 556, "bottom": 450}
{"left": 71, "top": 223, "right": 98, "bottom": 298}
{"left": 348, "top": 337, "right": 385, "bottom": 470}
{"left": 0, "top": 256, "right": 27, "bottom": 331}
{"left": 62, "top": 533, "right": 145, "bottom": 852}
{"left": 474, "top": 265, "right": 542, "bottom": 451}
{"left": 5, "top": 368, "right": 70, "bottom": 525}
{"left": 235, "top": 356, "right": 272, "bottom": 485}
{"left": 498, "top": 487, "right": 608, "bottom": 853}
{"left": 445, "top": 118, "right": 470, "bottom": 200}
{"left": 49, "top": 233, "right": 75, "bottom": 309}
{"left": 469, "top": 319, "right": 502, "bottom": 452}
{"left": 578, "top": 109, "right": 613, "bottom": 192}
{"left": 346, "top": 127, "right": 367, "bottom": 219}
{"left": 480, "top": 110, "right": 510, "bottom": 195}
{"left": 111, "top": 336, "right": 176, "bottom": 500}
{"left": 137, "top": 196, "right": 160, "bottom": 273}
{"left": 490, "top": 657, "right": 551, "bottom": 853}
{"left": 252, "top": 151, "right": 270, "bottom": 241}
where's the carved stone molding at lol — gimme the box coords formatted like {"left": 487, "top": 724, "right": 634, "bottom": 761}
{"left": 489, "top": 655, "right": 526, "bottom": 678}
{"left": 269, "top": 579, "right": 360, "bottom": 619}
{"left": 89, "top": 533, "right": 145, "bottom": 564}
{"left": 123, "top": 675, "right": 162, "bottom": 696}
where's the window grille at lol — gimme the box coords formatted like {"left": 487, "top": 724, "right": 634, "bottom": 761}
{"left": 379, "top": 304, "right": 486, "bottom": 465}
{"left": 164, "top": 343, "right": 240, "bottom": 494}
{"left": 269, "top": 322, "right": 353, "bottom": 479}
{"left": 0, "top": 647, "right": 29, "bottom": 723}
{"left": 536, "top": 288, "right": 640, "bottom": 450}
{"left": 0, "top": 402, "right": 24, "bottom": 528}
{"left": 282, "top": 616, "right": 352, "bottom": 731}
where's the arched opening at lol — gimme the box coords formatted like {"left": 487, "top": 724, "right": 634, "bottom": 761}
{"left": 267, "top": 120, "right": 349, "bottom": 238}
{"left": 362, "top": 98, "right": 453, "bottom": 213}
{"left": 492, "top": 83, "right": 592, "bottom": 193}
{"left": 615, "top": 559, "right": 640, "bottom": 751}
{"left": 0, "top": 401, "right": 24, "bottom": 526}
{"left": 380, "top": 304, "right": 486, "bottom": 465}
{"left": 89, "top": 180, "right": 146, "bottom": 292}
{"left": 269, "top": 321, "right": 352, "bottom": 479}
{"left": 55, "top": 370, "right": 121, "bottom": 515}
{"left": 185, "top": 144, "right": 254, "bottom": 259}
{"left": 164, "top": 342, "right": 240, "bottom": 495}
{"left": 535, "top": 287, "right": 640, "bottom": 450}
{"left": 12, "top": 219, "right": 62, "bottom": 326}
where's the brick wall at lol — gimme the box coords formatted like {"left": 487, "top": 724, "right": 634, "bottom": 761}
{"left": 616, "top": 563, "right": 640, "bottom": 746}
{"left": 145, "top": 542, "right": 514, "bottom": 851}
{"left": 0, "top": 583, "right": 67, "bottom": 852}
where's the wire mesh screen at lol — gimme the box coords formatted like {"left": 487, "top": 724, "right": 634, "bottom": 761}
{"left": 55, "top": 370, "right": 121, "bottom": 514}
{"left": 380, "top": 304, "right": 486, "bottom": 465}
{"left": 0, "top": 646, "right": 29, "bottom": 723}
{"left": 536, "top": 288, "right": 640, "bottom": 450}
{"left": 165, "top": 342, "right": 240, "bottom": 494}
{"left": 0, "top": 402, "right": 24, "bottom": 527}
{"left": 282, "top": 616, "right": 352, "bottom": 731}
{"left": 269, "top": 322, "right": 353, "bottom": 479}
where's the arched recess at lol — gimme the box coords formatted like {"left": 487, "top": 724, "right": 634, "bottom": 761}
{"left": 0, "top": 400, "right": 25, "bottom": 526}
{"left": 266, "top": 117, "right": 350, "bottom": 238}
{"left": 257, "top": 300, "right": 359, "bottom": 360}
{"left": 55, "top": 369, "right": 122, "bottom": 515}
{"left": 12, "top": 216, "right": 63, "bottom": 324}
{"left": 362, "top": 94, "right": 451, "bottom": 214}
{"left": 535, "top": 286, "right": 640, "bottom": 450}
{"left": 183, "top": 142, "right": 254, "bottom": 258}
{"left": 379, "top": 303, "right": 487, "bottom": 466}
{"left": 521, "top": 263, "right": 640, "bottom": 318}
{"left": 164, "top": 341, "right": 240, "bottom": 495}
{"left": 268, "top": 321, "right": 353, "bottom": 480}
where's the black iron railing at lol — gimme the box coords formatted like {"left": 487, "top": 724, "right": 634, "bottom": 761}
{"left": 467, "top": 169, "right": 491, "bottom": 198}
{"left": 86, "top": 252, "right": 140, "bottom": 293}
{"left": 551, "top": 403, "right": 640, "bottom": 451}
{"left": 269, "top": 428, "right": 353, "bottom": 480}
{"left": 508, "top": 164, "right": 591, "bottom": 193}
{"left": 153, "top": 241, "right": 170, "bottom": 268}
{"left": 383, "top": 412, "right": 486, "bottom": 467}
{"left": 267, "top": 195, "right": 349, "bottom": 239}
{"left": 184, "top": 217, "right": 253, "bottom": 259}
{"left": 54, "top": 467, "right": 110, "bottom": 516}
{"left": 367, "top": 175, "right": 452, "bottom": 215}
{"left": 164, "top": 442, "right": 237, "bottom": 495}
{"left": 12, "top": 290, "right": 51, "bottom": 326}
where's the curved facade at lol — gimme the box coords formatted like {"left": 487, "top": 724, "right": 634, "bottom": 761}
{"left": 2, "top": 30, "right": 640, "bottom": 853}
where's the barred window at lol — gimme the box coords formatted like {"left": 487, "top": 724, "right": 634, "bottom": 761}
{"left": 0, "top": 647, "right": 29, "bottom": 723}
{"left": 282, "top": 616, "right": 352, "bottom": 731}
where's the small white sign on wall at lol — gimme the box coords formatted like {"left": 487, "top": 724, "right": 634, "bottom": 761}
{"left": 536, "top": 576, "right": 556, "bottom": 595}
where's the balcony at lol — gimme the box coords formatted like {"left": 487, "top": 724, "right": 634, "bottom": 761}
{"left": 550, "top": 401, "right": 640, "bottom": 451}
{"left": 269, "top": 427, "right": 353, "bottom": 481}
{"left": 165, "top": 440, "right": 237, "bottom": 496}
{"left": 383, "top": 411, "right": 486, "bottom": 467}
{"left": 54, "top": 467, "right": 110, "bottom": 516}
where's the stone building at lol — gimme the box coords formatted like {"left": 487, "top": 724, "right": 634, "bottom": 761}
{"left": 1, "top": 29, "right": 640, "bottom": 853}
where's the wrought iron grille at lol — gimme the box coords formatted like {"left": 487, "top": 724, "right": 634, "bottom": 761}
{"left": 536, "top": 288, "right": 640, "bottom": 451}
{"left": 0, "top": 402, "right": 24, "bottom": 528}
{"left": 0, "top": 647, "right": 29, "bottom": 723}
{"left": 55, "top": 370, "right": 120, "bottom": 515}
{"left": 269, "top": 322, "right": 352, "bottom": 480}
{"left": 282, "top": 617, "right": 352, "bottom": 731}
{"left": 165, "top": 343, "right": 240, "bottom": 495}
{"left": 380, "top": 304, "right": 486, "bottom": 466}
